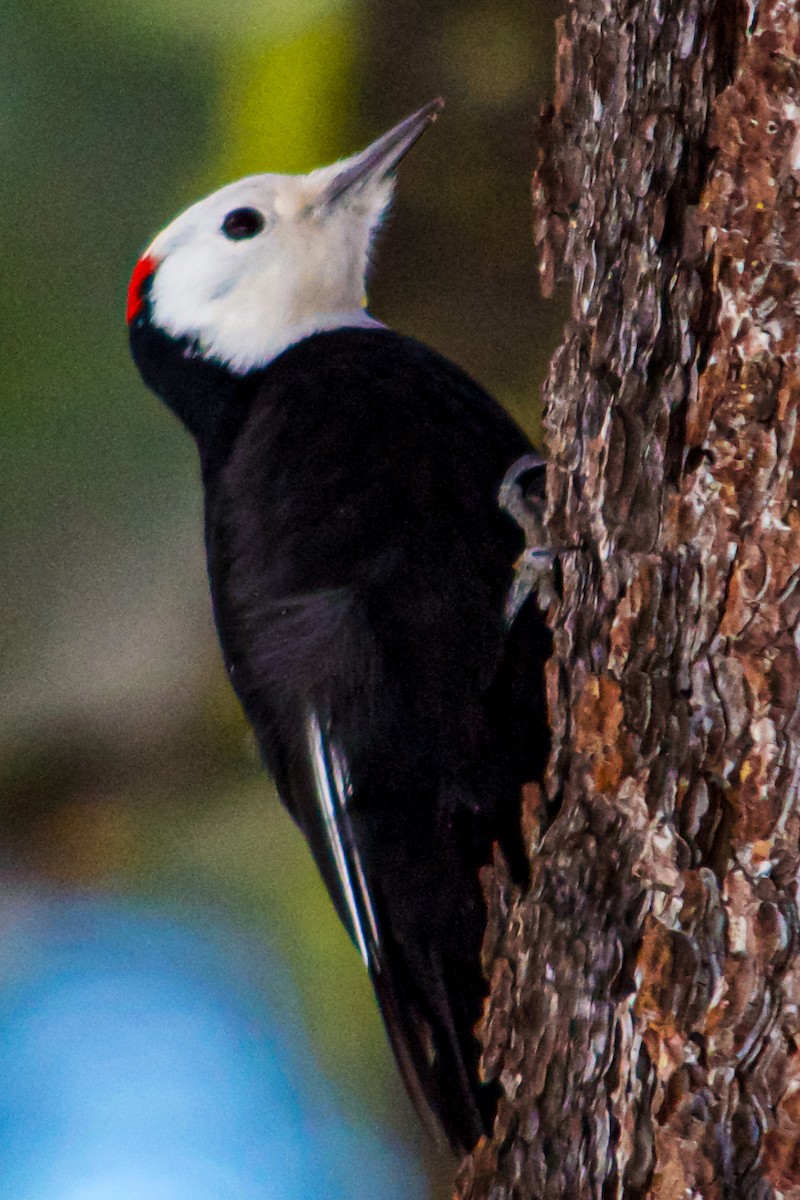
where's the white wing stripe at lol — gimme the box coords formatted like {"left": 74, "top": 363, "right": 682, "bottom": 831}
{"left": 329, "top": 740, "right": 381, "bottom": 956}
{"left": 307, "top": 711, "right": 373, "bottom": 968}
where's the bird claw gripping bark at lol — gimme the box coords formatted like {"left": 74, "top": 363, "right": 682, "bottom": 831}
{"left": 499, "top": 452, "right": 557, "bottom": 625}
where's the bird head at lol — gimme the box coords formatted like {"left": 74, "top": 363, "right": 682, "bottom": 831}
{"left": 127, "top": 100, "right": 443, "bottom": 375}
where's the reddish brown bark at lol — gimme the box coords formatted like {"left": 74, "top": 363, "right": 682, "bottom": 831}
{"left": 457, "top": 1, "right": 800, "bottom": 1197}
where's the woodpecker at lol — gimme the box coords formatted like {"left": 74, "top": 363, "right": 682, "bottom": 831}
{"left": 127, "top": 100, "right": 551, "bottom": 1154}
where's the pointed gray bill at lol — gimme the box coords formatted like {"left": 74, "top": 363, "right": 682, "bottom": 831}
{"left": 316, "top": 98, "right": 444, "bottom": 207}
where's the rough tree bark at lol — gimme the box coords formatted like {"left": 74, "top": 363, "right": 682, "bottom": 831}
{"left": 457, "top": 1, "right": 800, "bottom": 1197}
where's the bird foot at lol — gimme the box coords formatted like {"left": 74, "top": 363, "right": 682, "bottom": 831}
{"left": 498, "top": 452, "right": 558, "bottom": 623}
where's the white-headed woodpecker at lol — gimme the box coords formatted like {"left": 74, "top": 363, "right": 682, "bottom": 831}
{"left": 127, "top": 101, "right": 551, "bottom": 1154}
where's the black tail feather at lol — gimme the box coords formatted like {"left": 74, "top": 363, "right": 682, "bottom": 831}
{"left": 371, "top": 938, "right": 492, "bottom": 1155}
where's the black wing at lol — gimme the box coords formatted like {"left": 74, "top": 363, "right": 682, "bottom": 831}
{"left": 203, "top": 328, "right": 549, "bottom": 1151}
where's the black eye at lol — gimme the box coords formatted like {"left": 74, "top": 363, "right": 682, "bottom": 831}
{"left": 221, "top": 207, "right": 266, "bottom": 240}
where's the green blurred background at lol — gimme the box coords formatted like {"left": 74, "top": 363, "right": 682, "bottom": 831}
{"left": 1, "top": 0, "right": 563, "bottom": 1191}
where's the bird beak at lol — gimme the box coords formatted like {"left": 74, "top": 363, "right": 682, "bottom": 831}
{"left": 315, "top": 98, "right": 444, "bottom": 208}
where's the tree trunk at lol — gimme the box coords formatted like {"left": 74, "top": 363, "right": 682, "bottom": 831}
{"left": 457, "top": 1, "right": 800, "bottom": 1197}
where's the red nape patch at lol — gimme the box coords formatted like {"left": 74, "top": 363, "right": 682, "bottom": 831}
{"left": 126, "top": 253, "right": 158, "bottom": 324}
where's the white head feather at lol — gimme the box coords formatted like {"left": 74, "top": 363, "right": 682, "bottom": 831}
{"left": 136, "top": 101, "right": 443, "bottom": 374}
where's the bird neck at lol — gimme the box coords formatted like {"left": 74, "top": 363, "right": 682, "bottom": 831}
{"left": 259, "top": 309, "right": 385, "bottom": 366}
{"left": 129, "top": 319, "right": 261, "bottom": 476}
{"left": 130, "top": 310, "right": 388, "bottom": 475}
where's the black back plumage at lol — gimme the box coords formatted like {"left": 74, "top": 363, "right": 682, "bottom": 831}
{"left": 130, "top": 321, "right": 550, "bottom": 1152}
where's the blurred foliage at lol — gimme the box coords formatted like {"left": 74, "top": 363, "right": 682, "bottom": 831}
{"left": 217, "top": 16, "right": 357, "bottom": 178}
{"left": 1, "top": 0, "right": 565, "bottom": 1191}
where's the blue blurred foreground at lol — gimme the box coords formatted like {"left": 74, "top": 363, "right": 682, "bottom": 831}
{"left": 0, "top": 892, "right": 425, "bottom": 1200}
